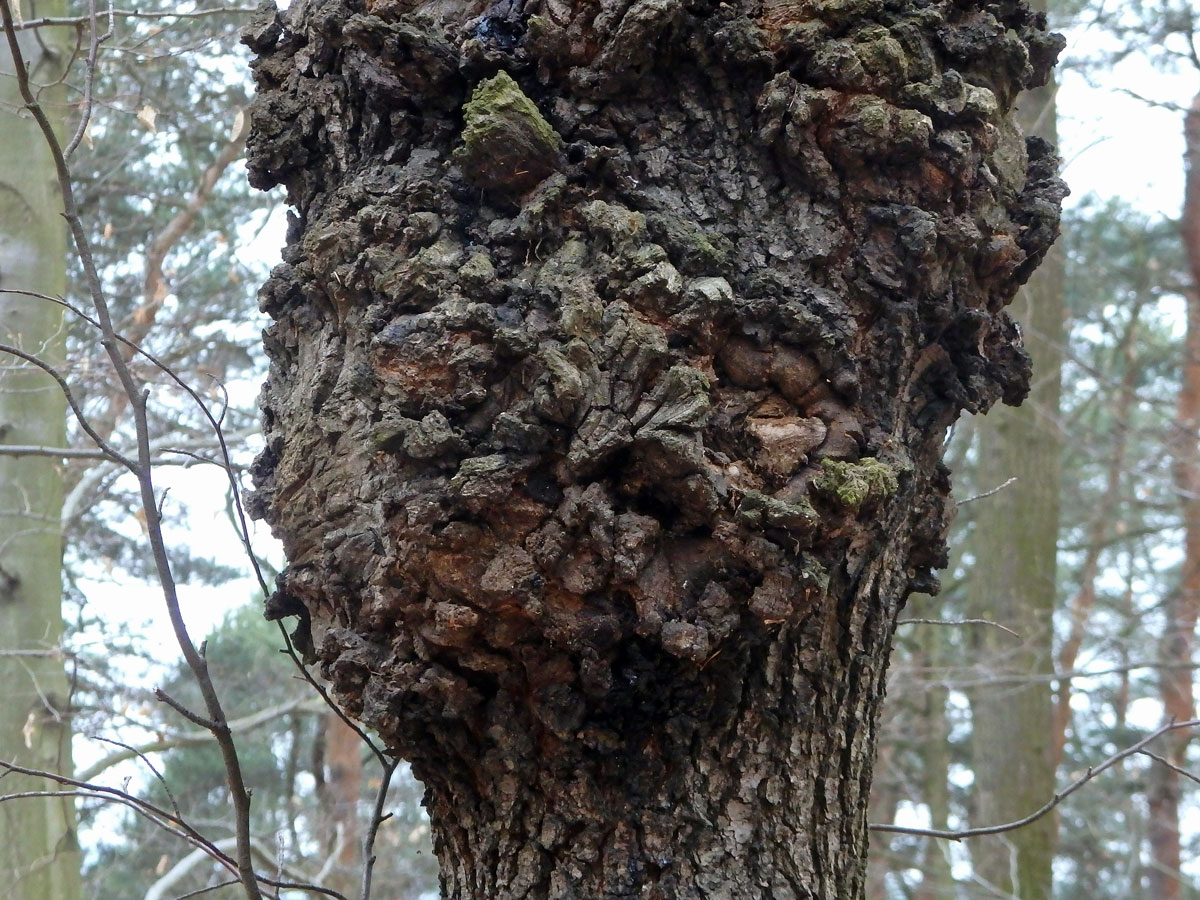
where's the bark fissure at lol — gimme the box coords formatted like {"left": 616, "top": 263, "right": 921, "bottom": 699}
{"left": 243, "top": 0, "right": 1064, "bottom": 895}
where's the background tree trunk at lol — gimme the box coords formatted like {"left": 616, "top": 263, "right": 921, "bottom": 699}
{"left": 1147, "top": 88, "right": 1200, "bottom": 900}
{"left": 914, "top": 624, "right": 957, "bottom": 900}
{"left": 244, "top": 0, "right": 1064, "bottom": 896}
{"left": 316, "top": 710, "right": 364, "bottom": 895}
{"left": 0, "top": 3, "right": 83, "bottom": 898}
{"left": 965, "top": 0, "right": 1062, "bottom": 894}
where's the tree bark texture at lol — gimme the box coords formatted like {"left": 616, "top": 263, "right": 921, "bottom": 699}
{"left": 243, "top": 0, "right": 1064, "bottom": 896}
{"left": 0, "top": 5, "right": 83, "bottom": 900}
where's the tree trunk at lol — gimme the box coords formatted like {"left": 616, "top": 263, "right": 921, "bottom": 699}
{"left": 243, "top": 0, "right": 1064, "bottom": 896}
{"left": 0, "top": 3, "right": 83, "bottom": 898}
{"left": 1053, "top": 299, "right": 1141, "bottom": 767}
{"left": 1147, "top": 88, "right": 1200, "bottom": 900}
{"left": 914, "top": 623, "right": 956, "bottom": 900}
{"left": 965, "top": 0, "right": 1060, "bottom": 892}
{"left": 316, "top": 710, "right": 364, "bottom": 895}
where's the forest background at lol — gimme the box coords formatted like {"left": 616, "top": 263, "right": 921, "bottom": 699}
{"left": 2, "top": 0, "right": 1199, "bottom": 898}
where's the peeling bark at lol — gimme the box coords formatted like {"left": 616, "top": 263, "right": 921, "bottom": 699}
{"left": 243, "top": 0, "right": 1064, "bottom": 895}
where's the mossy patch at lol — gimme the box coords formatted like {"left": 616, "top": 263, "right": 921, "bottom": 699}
{"left": 813, "top": 458, "right": 898, "bottom": 513}
{"left": 455, "top": 71, "right": 563, "bottom": 195}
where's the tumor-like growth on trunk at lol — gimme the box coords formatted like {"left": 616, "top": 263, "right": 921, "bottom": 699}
{"left": 244, "top": 0, "right": 1063, "bottom": 895}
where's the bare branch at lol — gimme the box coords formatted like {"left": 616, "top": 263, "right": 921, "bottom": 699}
{"left": 11, "top": 5, "right": 260, "bottom": 30}
{"left": 0, "top": 780, "right": 346, "bottom": 900}
{"left": 1111, "top": 86, "right": 1189, "bottom": 113}
{"left": 78, "top": 698, "right": 324, "bottom": 782}
{"left": 63, "top": 0, "right": 104, "bottom": 158}
{"left": 0, "top": 760, "right": 229, "bottom": 865}
{"left": 897, "top": 659, "right": 1200, "bottom": 690}
{"left": 958, "top": 476, "right": 1018, "bottom": 506}
{"left": 1139, "top": 749, "right": 1200, "bottom": 787}
{"left": 869, "top": 719, "right": 1200, "bottom": 840}
{"left": 154, "top": 687, "right": 220, "bottom": 731}
{"left": 274, "top": 624, "right": 388, "bottom": 768}
{"left": 132, "top": 109, "right": 251, "bottom": 357}
{"left": 146, "top": 835, "right": 343, "bottom": 900}
{"left": 0, "top": 340, "right": 136, "bottom": 470}
{"left": 169, "top": 880, "right": 241, "bottom": 900}
{"left": 359, "top": 759, "right": 398, "bottom": 900}
{"left": 0, "top": 3, "right": 264, "bottom": 891}
{"left": 896, "top": 618, "right": 1021, "bottom": 638}
{"left": 4, "top": 285, "right": 271, "bottom": 596}
{"left": 0, "top": 444, "right": 121, "bottom": 460}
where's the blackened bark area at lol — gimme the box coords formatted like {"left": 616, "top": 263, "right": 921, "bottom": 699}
{"left": 243, "top": 0, "right": 1063, "bottom": 896}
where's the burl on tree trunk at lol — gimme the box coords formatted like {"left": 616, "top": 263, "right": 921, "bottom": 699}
{"left": 242, "top": 0, "right": 1063, "bottom": 895}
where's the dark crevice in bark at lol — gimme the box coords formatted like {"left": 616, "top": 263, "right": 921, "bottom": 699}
{"left": 243, "top": 0, "right": 1065, "bottom": 895}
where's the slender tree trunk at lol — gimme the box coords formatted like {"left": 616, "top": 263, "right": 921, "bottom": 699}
{"left": 1052, "top": 302, "right": 1142, "bottom": 766}
{"left": 914, "top": 624, "right": 956, "bottom": 900}
{"left": 317, "top": 710, "right": 364, "bottom": 895}
{"left": 965, "top": 0, "right": 1061, "bottom": 894}
{"left": 0, "top": 4, "right": 83, "bottom": 898}
{"left": 1147, "top": 88, "right": 1200, "bottom": 900}
{"left": 866, "top": 739, "right": 901, "bottom": 900}
{"left": 244, "top": 0, "right": 1064, "bottom": 895}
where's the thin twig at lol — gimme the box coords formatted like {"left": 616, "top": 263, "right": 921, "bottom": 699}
{"left": 171, "top": 880, "right": 241, "bottom": 900}
{"left": 896, "top": 618, "right": 1021, "bottom": 638}
{"left": 0, "top": 444, "right": 122, "bottom": 460}
{"left": 274, "top": 624, "right": 388, "bottom": 768}
{"left": 959, "top": 476, "right": 1018, "bottom": 505}
{"left": 63, "top": 0, "right": 102, "bottom": 158}
{"left": 900, "top": 659, "right": 1200, "bottom": 690}
{"left": 870, "top": 718, "right": 1200, "bottom": 839}
{"left": 359, "top": 759, "right": 398, "bottom": 900}
{"left": 91, "top": 734, "right": 183, "bottom": 821}
{"left": 0, "top": 766, "right": 348, "bottom": 899}
{"left": 154, "top": 687, "right": 220, "bottom": 731}
{"left": 0, "top": 341, "right": 136, "bottom": 469}
{"left": 0, "top": 760, "right": 227, "bottom": 863}
{"left": 78, "top": 698, "right": 322, "bottom": 782}
{"left": 0, "top": 4, "right": 263, "bottom": 892}
{"left": 1139, "top": 749, "right": 1200, "bottom": 787}
{"left": 6, "top": 286, "right": 270, "bottom": 595}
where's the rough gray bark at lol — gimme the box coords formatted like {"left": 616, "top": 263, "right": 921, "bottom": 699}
{"left": 243, "top": 0, "right": 1064, "bottom": 896}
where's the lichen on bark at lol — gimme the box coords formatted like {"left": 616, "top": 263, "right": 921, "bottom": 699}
{"left": 243, "top": 0, "right": 1065, "bottom": 895}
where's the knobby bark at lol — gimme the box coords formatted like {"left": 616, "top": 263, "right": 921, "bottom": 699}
{"left": 243, "top": 0, "right": 1064, "bottom": 896}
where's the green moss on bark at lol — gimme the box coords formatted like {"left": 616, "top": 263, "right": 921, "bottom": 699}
{"left": 454, "top": 71, "right": 563, "bottom": 195}
{"left": 814, "top": 458, "right": 899, "bottom": 512}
